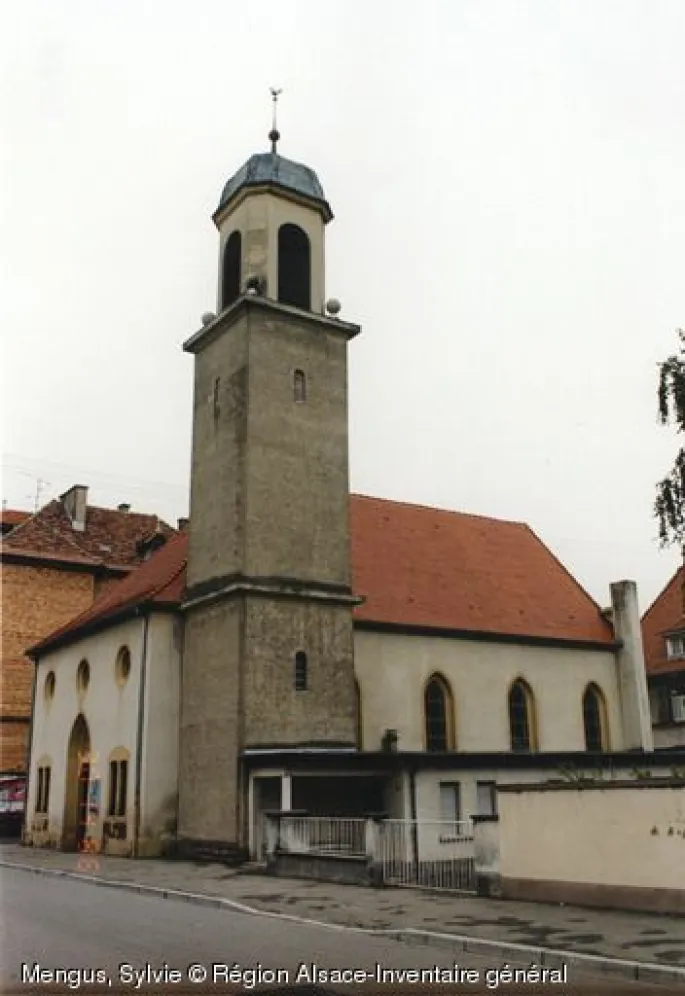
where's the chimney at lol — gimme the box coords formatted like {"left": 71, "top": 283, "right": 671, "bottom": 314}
{"left": 61, "top": 485, "right": 88, "bottom": 533}
{"left": 177, "top": 517, "right": 189, "bottom": 532}
{"left": 609, "top": 580, "right": 653, "bottom": 751}
{"left": 118, "top": 503, "right": 131, "bottom": 513}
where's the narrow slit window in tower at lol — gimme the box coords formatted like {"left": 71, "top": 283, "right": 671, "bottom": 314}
{"left": 294, "top": 651, "right": 308, "bottom": 691}
{"left": 294, "top": 369, "right": 306, "bottom": 402}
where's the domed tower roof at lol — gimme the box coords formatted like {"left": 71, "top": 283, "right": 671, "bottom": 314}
{"left": 216, "top": 152, "right": 333, "bottom": 223}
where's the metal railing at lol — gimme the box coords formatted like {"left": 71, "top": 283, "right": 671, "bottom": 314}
{"left": 277, "top": 816, "right": 367, "bottom": 857}
{"left": 380, "top": 819, "right": 475, "bottom": 893}
{"left": 264, "top": 815, "right": 476, "bottom": 891}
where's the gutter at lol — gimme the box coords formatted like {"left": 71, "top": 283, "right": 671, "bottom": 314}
{"left": 133, "top": 611, "right": 151, "bottom": 858}
{"left": 27, "top": 597, "right": 179, "bottom": 661}
{"left": 22, "top": 657, "right": 39, "bottom": 841}
{"left": 353, "top": 618, "right": 620, "bottom": 653}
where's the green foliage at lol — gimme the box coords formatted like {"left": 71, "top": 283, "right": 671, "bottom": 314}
{"left": 656, "top": 329, "right": 685, "bottom": 549}
{"left": 554, "top": 763, "right": 660, "bottom": 783}
{"left": 555, "top": 763, "right": 609, "bottom": 784}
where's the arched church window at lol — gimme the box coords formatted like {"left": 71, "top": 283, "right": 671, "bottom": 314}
{"left": 294, "top": 651, "right": 308, "bottom": 691}
{"left": 44, "top": 671, "right": 56, "bottom": 701}
{"left": 583, "top": 683, "right": 609, "bottom": 751}
{"left": 294, "top": 369, "right": 307, "bottom": 402}
{"left": 278, "top": 224, "right": 310, "bottom": 310}
{"left": 77, "top": 659, "right": 90, "bottom": 694}
{"left": 115, "top": 646, "right": 131, "bottom": 687}
{"left": 509, "top": 679, "right": 537, "bottom": 751}
{"left": 424, "top": 674, "right": 455, "bottom": 751}
{"left": 221, "top": 231, "right": 241, "bottom": 310}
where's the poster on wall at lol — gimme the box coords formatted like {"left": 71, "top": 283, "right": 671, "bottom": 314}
{"left": 0, "top": 777, "right": 25, "bottom": 813}
{"left": 87, "top": 778, "right": 101, "bottom": 819}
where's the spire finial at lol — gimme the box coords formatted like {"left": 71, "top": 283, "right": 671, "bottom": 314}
{"left": 269, "top": 87, "right": 282, "bottom": 154}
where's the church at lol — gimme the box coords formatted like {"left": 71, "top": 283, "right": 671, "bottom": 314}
{"left": 22, "top": 120, "right": 663, "bottom": 863}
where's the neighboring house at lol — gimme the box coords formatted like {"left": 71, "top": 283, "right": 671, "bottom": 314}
{"left": 1, "top": 508, "right": 31, "bottom": 536}
{"left": 22, "top": 129, "right": 671, "bottom": 863}
{"left": 1, "top": 487, "right": 176, "bottom": 774}
{"left": 642, "top": 566, "right": 685, "bottom": 749}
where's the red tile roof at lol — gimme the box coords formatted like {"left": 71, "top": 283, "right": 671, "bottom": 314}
{"left": 641, "top": 567, "right": 685, "bottom": 676}
{"left": 1, "top": 508, "right": 30, "bottom": 529}
{"left": 30, "top": 531, "right": 188, "bottom": 654}
{"left": 350, "top": 496, "right": 613, "bottom": 643}
{"left": 30, "top": 494, "right": 616, "bottom": 656}
{"left": 1, "top": 498, "right": 176, "bottom": 570}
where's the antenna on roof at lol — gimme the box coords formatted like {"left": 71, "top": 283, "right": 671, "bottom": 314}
{"left": 269, "top": 86, "right": 282, "bottom": 154}
{"left": 28, "top": 477, "right": 49, "bottom": 512}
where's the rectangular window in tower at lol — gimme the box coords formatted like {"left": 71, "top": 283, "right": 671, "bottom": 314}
{"left": 293, "top": 369, "right": 307, "bottom": 402}
{"left": 294, "top": 651, "right": 308, "bottom": 691}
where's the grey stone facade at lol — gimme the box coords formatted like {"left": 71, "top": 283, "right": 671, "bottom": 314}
{"left": 178, "top": 296, "right": 361, "bottom": 855}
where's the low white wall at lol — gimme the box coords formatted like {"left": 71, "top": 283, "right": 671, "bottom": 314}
{"left": 497, "top": 779, "right": 685, "bottom": 912}
{"left": 653, "top": 726, "right": 685, "bottom": 750}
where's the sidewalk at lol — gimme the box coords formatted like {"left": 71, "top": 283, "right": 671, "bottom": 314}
{"left": 1, "top": 841, "right": 684, "bottom": 981}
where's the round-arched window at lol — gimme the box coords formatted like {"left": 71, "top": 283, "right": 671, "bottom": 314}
{"left": 77, "top": 659, "right": 90, "bottom": 693}
{"left": 424, "top": 674, "right": 455, "bottom": 751}
{"left": 115, "top": 646, "right": 131, "bottom": 687}
{"left": 44, "top": 671, "right": 56, "bottom": 701}
{"left": 278, "top": 224, "right": 311, "bottom": 310}
{"left": 509, "top": 679, "right": 537, "bottom": 751}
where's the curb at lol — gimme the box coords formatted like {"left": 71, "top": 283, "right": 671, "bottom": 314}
{"left": 3, "top": 859, "right": 685, "bottom": 987}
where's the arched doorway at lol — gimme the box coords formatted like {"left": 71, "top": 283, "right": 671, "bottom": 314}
{"left": 62, "top": 714, "right": 91, "bottom": 852}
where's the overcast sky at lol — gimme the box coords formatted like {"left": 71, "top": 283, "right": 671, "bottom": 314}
{"left": 2, "top": 0, "right": 682, "bottom": 613}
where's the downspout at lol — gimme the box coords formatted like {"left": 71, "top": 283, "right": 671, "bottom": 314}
{"left": 22, "top": 656, "right": 39, "bottom": 843}
{"left": 133, "top": 610, "right": 150, "bottom": 858}
{"left": 237, "top": 596, "right": 247, "bottom": 856}
{"left": 174, "top": 615, "right": 183, "bottom": 854}
{"left": 409, "top": 767, "right": 419, "bottom": 873}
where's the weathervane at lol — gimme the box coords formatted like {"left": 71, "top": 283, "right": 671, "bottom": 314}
{"left": 269, "top": 87, "right": 282, "bottom": 154}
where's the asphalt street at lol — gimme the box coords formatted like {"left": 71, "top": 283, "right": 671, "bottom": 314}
{"left": 0, "top": 866, "right": 674, "bottom": 995}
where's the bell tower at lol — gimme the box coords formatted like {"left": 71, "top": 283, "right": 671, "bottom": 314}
{"left": 177, "top": 97, "right": 362, "bottom": 859}
{"left": 214, "top": 89, "right": 330, "bottom": 317}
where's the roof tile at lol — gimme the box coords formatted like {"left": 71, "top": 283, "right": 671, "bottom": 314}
{"left": 350, "top": 496, "right": 613, "bottom": 643}
{"left": 1, "top": 499, "right": 175, "bottom": 569}
{"left": 1, "top": 508, "right": 30, "bottom": 529}
{"left": 641, "top": 567, "right": 685, "bottom": 676}
{"left": 31, "top": 495, "right": 615, "bottom": 655}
